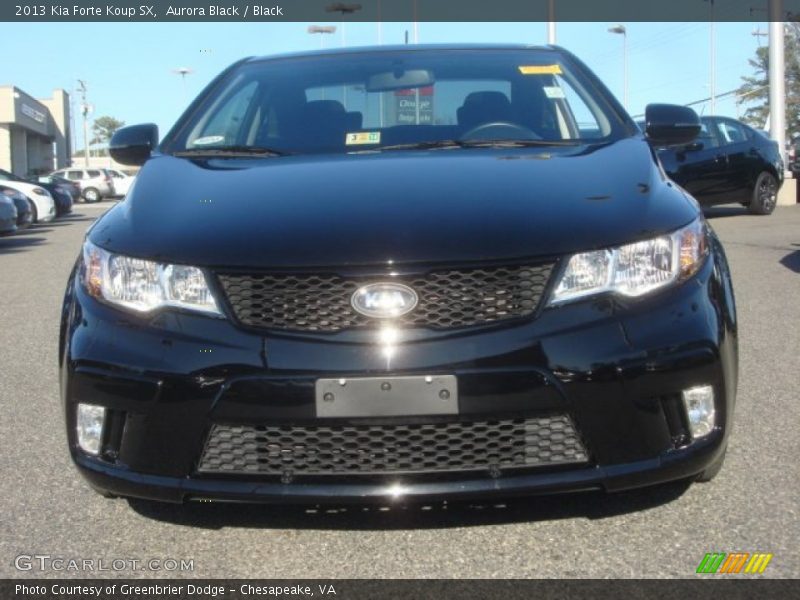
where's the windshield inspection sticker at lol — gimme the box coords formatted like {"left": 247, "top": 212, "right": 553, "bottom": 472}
{"left": 519, "top": 64, "right": 562, "bottom": 75}
{"left": 544, "top": 86, "right": 567, "bottom": 99}
{"left": 346, "top": 131, "right": 381, "bottom": 145}
{"left": 192, "top": 135, "right": 225, "bottom": 146}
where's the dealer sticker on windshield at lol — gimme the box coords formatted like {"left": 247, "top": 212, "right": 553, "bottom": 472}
{"left": 518, "top": 64, "right": 562, "bottom": 75}
{"left": 544, "top": 86, "right": 567, "bottom": 99}
{"left": 346, "top": 131, "right": 381, "bottom": 145}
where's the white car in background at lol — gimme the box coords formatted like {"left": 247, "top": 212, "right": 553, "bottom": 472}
{"left": 0, "top": 169, "right": 55, "bottom": 223}
{"left": 107, "top": 169, "right": 135, "bottom": 197}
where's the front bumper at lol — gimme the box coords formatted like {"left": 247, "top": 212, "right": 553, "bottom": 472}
{"left": 60, "top": 242, "right": 738, "bottom": 504}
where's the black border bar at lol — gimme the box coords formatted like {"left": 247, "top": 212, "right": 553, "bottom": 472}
{"left": 3, "top": 579, "right": 798, "bottom": 600}
{"left": 4, "top": 0, "right": 800, "bottom": 22}
{"left": 0, "top": 575, "right": 797, "bottom": 600}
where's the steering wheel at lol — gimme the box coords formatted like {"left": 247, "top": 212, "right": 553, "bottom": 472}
{"left": 459, "top": 121, "right": 541, "bottom": 142}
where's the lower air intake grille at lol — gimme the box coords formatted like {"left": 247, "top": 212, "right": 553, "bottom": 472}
{"left": 197, "top": 415, "right": 589, "bottom": 476}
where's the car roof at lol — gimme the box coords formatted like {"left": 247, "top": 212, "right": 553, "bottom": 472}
{"left": 246, "top": 43, "right": 556, "bottom": 64}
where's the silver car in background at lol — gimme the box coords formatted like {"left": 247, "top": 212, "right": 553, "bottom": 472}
{"left": 50, "top": 168, "right": 115, "bottom": 202}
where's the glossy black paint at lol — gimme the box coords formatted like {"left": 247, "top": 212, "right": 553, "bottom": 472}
{"left": 91, "top": 139, "right": 698, "bottom": 269}
{"left": 37, "top": 175, "right": 82, "bottom": 203}
{"left": 60, "top": 45, "right": 738, "bottom": 504}
{"left": 109, "top": 123, "right": 159, "bottom": 166}
{"left": 48, "top": 185, "right": 73, "bottom": 216}
{"left": 11, "top": 194, "right": 33, "bottom": 228}
{"left": 644, "top": 104, "right": 701, "bottom": 147}
{"left": 656, "top": 116, "right": 783, "bottom": 207}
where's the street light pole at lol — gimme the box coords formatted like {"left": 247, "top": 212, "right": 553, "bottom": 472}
{"left": 308, "top": 25, "right": 336, "bottom": 49}
{"left": 77, "top": 79, "right": 90, "bottom": 167}
{"left": 172, "top": 67, "right": 193, "bottom": 99}
{"left": 547, "top": 0, "right": 556, "bottom": 43}
{"left": 769, "top": 0, "right": 786, "bottom": 165}
{"left": 608, "top": 25, "right": 628, "bottom": 111}
{"left": 325, "top": 3, "right": 362, "bottom": 47}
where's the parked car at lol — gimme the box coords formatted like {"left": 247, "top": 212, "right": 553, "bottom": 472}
{"left": 24, "top": 175, "right": 74, "bottom": 216}
{"left": 37, "top": 174, "right": 82, "bottom": 202}
{"left": 106, "top": 169, "right": 135, "bottom": 197}
{"left": 1, "top": 186, "right": 33, "bottom": 229}
{"left": 653, "top": 116, "right": 783, "bottom": 215}
{"left": 0, "top": 193, "right": 18, "bottom": 236}
{"left": 0, "top": 168, "right": 56, "bottom": 223}
{"left": 62, "top": 45, "right": 737, "bottom": 504}
{"left": 49, "top": 167, "right": 115, "bottom": 202}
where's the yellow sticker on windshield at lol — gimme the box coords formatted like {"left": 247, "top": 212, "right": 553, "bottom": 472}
{"left": 346, "top": 131, "right": 381, "bottom": 145}
{"left": 518, "top": 64, "right": 562, "bottom": 75}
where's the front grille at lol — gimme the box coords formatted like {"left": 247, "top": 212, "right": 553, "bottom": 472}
{"left": 217, "top": 264, "right": 553, "bottom": 332}
{"left": 197, "top": 415, "right": 589, "bottom": 476}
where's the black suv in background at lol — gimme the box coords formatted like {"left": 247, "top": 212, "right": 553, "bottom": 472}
{"left": 654, "top": 116, "right": 783, "bottom": 215}
{"left": 61, "top": 45, "right": 737, "bottom": 505}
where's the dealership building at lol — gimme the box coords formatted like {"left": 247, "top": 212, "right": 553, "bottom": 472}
{"left": 0, "top": 85, "right": 71, "bottom": 176}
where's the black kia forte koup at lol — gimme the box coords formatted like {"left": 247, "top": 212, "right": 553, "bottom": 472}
{"left": 60, "top": 45, "right": 738, "bottom": 504}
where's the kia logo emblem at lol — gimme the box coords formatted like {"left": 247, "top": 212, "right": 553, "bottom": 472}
{"left": 351, "top": 283, "right": 419, "bottom": 319}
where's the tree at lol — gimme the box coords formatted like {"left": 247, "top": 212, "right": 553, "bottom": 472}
{"left": 737, "top": 28, "right": 800, "bottom": 135}
{"left": 91, "top": 116, "right": 125, "bottom": 145}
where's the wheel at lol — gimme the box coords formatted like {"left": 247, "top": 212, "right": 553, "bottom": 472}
{"left": 696, "top": 444, "right": 727, "bottom": 482}
{"left": 748, "top": 172, "right": 778, "bottom": 215}
{"left": 28, "top": 198, "right": 38, "bottom": 223}
{"left": 83, "top": 187, "right": 100, "bottom": 203}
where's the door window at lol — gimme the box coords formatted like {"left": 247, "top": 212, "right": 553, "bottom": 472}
{"left": 696, "top": 121, "right": 720, "bottom": 149}
{"left": 715, "top": 119, "right": 750, "bottom": 146}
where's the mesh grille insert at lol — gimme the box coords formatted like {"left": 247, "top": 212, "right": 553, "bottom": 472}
{"left": 217, "top": 264, "right": 553, "bottom": 332}
{"left": 197, "top": 415, "right": 589, "bottom": 476}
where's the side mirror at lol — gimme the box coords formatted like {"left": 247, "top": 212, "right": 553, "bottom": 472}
{"left": 109, "top": 124, "right": 159, "bottom": 166}
{"left": 644, "top": 104, "right": 700, "bottom": 147}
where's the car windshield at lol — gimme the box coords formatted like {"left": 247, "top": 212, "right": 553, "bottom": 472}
{"left": 162, "top": 48, "right": 628, "bottom": 157}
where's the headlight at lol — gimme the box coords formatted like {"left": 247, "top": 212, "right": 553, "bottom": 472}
{"left": 81, "top": 240, "right": 221, "bottom": 316}
{"left": 31, "top": 187, "right": 48, "bottom": 196}
{"left": 549, "top": 218, "right": 708, "bottom": 305}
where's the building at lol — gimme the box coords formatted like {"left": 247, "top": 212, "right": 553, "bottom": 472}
{"left": 0, "top": 85, "right": 71, "bottom": 176}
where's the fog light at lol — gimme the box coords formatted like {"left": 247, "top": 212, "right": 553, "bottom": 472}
{"left": 682, "top": 386, "right": 715, "bottom": 439}
{"left": 77, "top": 404, "right": 106, "bottom": 455}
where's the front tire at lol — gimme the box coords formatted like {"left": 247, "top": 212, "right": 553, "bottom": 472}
{"left": 748, "top": 172, "right": 778, "bottom": 215}
{"left": 28, "top": 198, "right": 38, "bottom": 223}
{"left": 83, "top": 187, "right": 100, "bottom": 203}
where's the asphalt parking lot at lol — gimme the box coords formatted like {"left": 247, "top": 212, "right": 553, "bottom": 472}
{"left": 1, "top": 202, "right": 798, "bottom": 579}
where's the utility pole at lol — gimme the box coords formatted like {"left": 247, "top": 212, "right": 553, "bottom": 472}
{"left": 608, "top": 25, "right": 628, "bottom": 111}
{"left": 708, "top": 0, "right": 716, "bottom": 115}
{"left": 547, "top": 0, "right": 556, "bottom": 43}
{"left": 769, "top": 0, "right": 786, "bottom": 165}
{"left": 77, "top": 80, "right": 90, "bottom": 167}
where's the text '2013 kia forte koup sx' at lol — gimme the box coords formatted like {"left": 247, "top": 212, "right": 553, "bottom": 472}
{"left": 60, "top": 45, "right": 738, "bottom": 504}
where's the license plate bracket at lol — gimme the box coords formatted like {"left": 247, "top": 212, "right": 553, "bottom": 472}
{"left": 315, "top": 375, "right": 458, "bottom": 418}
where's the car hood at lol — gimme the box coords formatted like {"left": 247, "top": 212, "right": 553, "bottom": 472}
{"left": 91, "top": 138, "right": 699, "bottom": 269}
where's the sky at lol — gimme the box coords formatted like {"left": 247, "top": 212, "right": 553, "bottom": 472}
{"left": 0, "top": 21, "right": 769, "bottom": 150}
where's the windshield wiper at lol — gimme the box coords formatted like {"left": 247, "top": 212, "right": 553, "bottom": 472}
{"left": 377, "top": 139, "right": 582, "bottom": 152}
{"left": 172, "top": 145, "right": 290, "bottom": 157}
{"left": 376, "top": 140, "right": 466, "bottom": 151}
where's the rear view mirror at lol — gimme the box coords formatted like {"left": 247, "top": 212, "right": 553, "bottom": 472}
{"left": 644, "top": 104, "right": 700, "bottom": 147}
{"left": 367, "top": 69, "right": 435, "bottom": 92}
{"left": 110, "top": 123, "right": 159, "bottom": 166}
